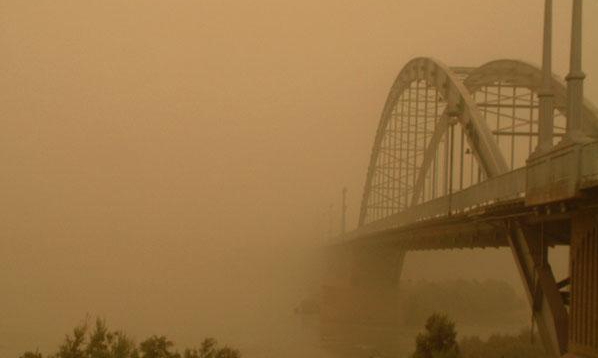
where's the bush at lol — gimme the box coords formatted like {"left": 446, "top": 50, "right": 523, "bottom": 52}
{"left": 19, "top": 317, "right": 240, "bottom": 358}
{"left": 410, "top": 313, "right": 546, "bottom": 358}
{"left": 412, "top": 313, "right": 459, "bottom": 358}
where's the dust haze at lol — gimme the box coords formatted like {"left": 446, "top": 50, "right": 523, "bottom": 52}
{"left": 2, "top": 1, "right": 598, "bottom": 357}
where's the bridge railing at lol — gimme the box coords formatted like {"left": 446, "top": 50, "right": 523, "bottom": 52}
{"left": 349, "top": 167, "right": 526, "bottom": 239}
{"left": 579, "top": 140, "right": 598, "bottom": 187}
{"left": 527, "top": 140, "right": 598, "bottom": 205}
{"left": 350, "top": 140, "right": 598, "bottom": 240}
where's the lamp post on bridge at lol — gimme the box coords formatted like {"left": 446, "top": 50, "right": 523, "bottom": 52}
{"left": 564, "top": 0, "right": 589, "bottom": 144}
{"left": 534, "top": 0, "right": 589, "bottom": 150}
{"left": 534, "top": 0, "right": 555, "bottom": 155}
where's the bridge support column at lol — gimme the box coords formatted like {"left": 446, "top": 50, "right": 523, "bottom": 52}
{"left": 320, "top": 245, "right": 405, "bottom": 353}
{"left": 346, "top": 245, "right": 405, "bottom": 326}
{"left": 507, "top": 221, "right": 568, "bottom": 357}
{"left": 351, "top": 246, "right": 404, "bottom": 289}
{"left": 568, "top": 212, "right": 598, "bottom": 358}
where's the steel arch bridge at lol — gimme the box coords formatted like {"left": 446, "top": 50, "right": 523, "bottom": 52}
{"left": 359, "top": 58, "right": 598, "bottom": 227}
{"left": 324, "top": 58, "right": 598, "bottom": 358}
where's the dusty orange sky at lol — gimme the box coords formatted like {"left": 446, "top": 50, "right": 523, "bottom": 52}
{"left": 1, "top": 1, "right": 597, "bottom": 357}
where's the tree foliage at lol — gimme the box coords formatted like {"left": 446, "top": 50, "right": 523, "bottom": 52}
{"left": 412, "top": 313, "right": 459, "bottom": 358}
{"left": 19, "top": 318, "right": 240, "bottom": 358}
{"left": 409, "top": 314, "right": 547, "bottom": 358}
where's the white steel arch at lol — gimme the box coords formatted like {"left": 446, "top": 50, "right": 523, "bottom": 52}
{"left": 359, "top": 58, "right": 508, "bottom": 226}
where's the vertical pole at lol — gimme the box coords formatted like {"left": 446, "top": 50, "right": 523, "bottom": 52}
{"left": 511, "top": 86, "right": 516, "bottom": 168}
{"left": 565, "top": 0, "right": 587, "bottom": 143}
{"left": 398, "top": 95, "right": 406, "bottom": 211}
{"left": 370, "top": 159, "right": 380, "bottom": 221}
{"left": 460, "top": 126, "right": 464, "bottom": 190}
{"left": 423, "top": 83, "right": 429, "bottom": 202}
{"left": 328, "top": 204, "right": 333, "bottom": 239}
{"left": 497, "top": 82, "right": 502, "bottom": 145}
{"left": 529, "top": 91, "right": 535, "bottom": 154}
{"left": 405, "top": 87, "right": 412, "bottom": 207}
{"left": 433, "top": 90, "right": 439, "bottom": 199}
{"left": 341, "top": 187, "right": 347, "bottom": 235}
{"left": 448, "top": 123, "right": 455, "bottom": 215}
{"left": 444, "top": 123, "right": 450, "bottom": 197}
{"left": 385, "top": 110, "right": 392, "bottom": 218}
{"left": 535, "top": 0, "right": 555, "bottom": 155}
{"left": 392, "top": 104, "right": 398, "bottom": 214}
{"left": 413, "top": 81, "right": 420, "bottom": 194}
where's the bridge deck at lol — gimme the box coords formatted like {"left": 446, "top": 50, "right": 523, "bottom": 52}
{"left": 341, "top": 141, "right": 598, "bottom": 251}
